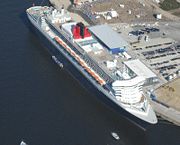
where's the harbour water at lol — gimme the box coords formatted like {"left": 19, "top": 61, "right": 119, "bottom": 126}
{"left": 0, "top": 0, "right": 179, "bottom": 145}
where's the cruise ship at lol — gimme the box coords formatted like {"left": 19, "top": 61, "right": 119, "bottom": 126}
{"left": 26, "top": 5, "right": 157, "bottom": 125}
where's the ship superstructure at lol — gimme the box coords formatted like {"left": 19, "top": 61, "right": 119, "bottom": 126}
{"left": 26, "top": 6, "right": 157, "bottom": 124}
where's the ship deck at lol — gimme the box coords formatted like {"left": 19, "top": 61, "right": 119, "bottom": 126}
{"left": 27, "top": 6, "right": 132, "bottom": 82}
{"left": 52, "top": 21, "right": 132, "bottom": 81}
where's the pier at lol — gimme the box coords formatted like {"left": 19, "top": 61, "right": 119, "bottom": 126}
{"left": 151, "top": 78, "right": 180, "bottom": 126}
{"left": 151, "top": 100, "right": 180, "bottom": 125}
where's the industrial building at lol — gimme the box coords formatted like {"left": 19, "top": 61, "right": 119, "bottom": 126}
{"left": 124, "top": 59, "right": 158, "bottom": 85}
{"left": 89, "top": 25, "right": 128, "bottom": 54}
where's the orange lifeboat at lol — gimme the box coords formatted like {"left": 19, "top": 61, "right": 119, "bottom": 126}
{"left": 54, "top": 35, "right": 106, "bottom": 86}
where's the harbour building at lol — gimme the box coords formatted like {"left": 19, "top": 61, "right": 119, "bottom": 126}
{"left": 124, "top": 59, "right": 159, "bottom": 85}
{"left": 89, "top": 25, "right": 128, "bottom": 54}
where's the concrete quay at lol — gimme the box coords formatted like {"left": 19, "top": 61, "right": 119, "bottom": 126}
{"left": 149, "top": 78, "right": 180, "bottom": 126}
{"left": 150, "top": 99, "right": 180, "bottom": 126}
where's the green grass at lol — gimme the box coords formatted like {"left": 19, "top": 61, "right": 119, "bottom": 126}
{"left": 160, "top": 0, "right": 180, "bottom": 11}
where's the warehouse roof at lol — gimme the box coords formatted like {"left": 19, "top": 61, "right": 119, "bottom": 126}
{"left": 124, "top": 59, "right": 157, "bottom": 79}
{"left": 89, "top": 25, "right": 128, "bottom": 49}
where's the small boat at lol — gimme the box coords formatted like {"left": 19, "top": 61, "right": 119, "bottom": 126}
{"left": 52, "top": 56, "right": 63, "bottom": 68}
{"left": 111, "top": 132, "right": 120, "bottom": 140}
{"left": 20, "top": 140, "right": 27, "bottom": 145}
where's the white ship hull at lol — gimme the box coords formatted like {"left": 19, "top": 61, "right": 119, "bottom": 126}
{"left": 26, "top": 6, "right": 157, "bottom": 126}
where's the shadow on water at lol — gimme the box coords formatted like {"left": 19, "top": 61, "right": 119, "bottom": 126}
{"left": 146, "top": 120, "right": 180, "bottom": 145}
{"left": 0, "top": 0, "right": 179, "bottom": 145}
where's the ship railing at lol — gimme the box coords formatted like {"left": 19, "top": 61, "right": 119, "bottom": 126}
{"left": 82, "top": 54, "right": 114, "bottom": 83}
{"left": 82, "top": 55, "right": 113, "bottom": 83}
{"left": 45, "top": 19, "right": 113, "bottom": 84}
{"left": 27, "top": 12, "right": 39, "bottom": 22}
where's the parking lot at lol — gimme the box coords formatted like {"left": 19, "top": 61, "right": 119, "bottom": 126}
{"left": 138, "top": 43, "right": 180, "bottom": 81}
{"left": 111, "top": 22, "right": 180, "bottom": 83}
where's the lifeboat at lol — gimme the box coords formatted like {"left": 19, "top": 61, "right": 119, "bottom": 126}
{"left": 54, "top": 35, "right": 106, "bottom": 86}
